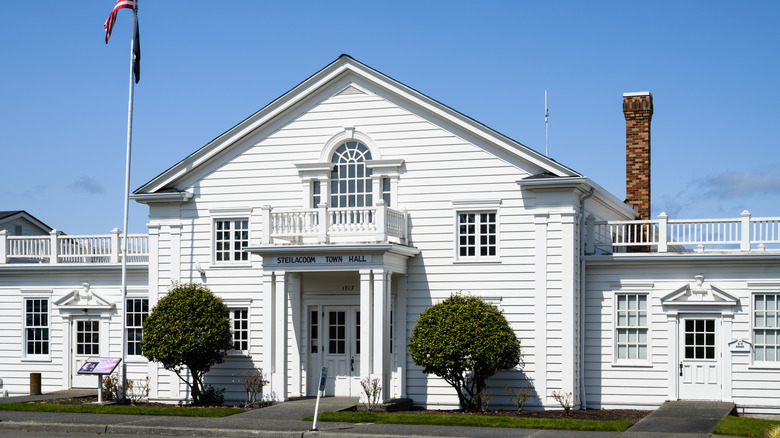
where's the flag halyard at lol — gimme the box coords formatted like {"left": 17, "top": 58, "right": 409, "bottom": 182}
{"left": 104, "top": 0, "right": 136, "bottom": 44}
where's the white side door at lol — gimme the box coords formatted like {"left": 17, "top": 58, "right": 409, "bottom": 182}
{"left": 679, "top": 315, "right": 721, "bottom": 400}
{"left": 71, "top": 318, "right": 100, "bottom": 388}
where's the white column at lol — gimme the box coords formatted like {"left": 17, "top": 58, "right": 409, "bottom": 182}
{"left": 261, "top": 270, "right": 274, "bottom": 400}
{"left": 0, "top": 229, "right": 8, "bottom": 264}
{"left": 49, "top": 229, "right": 60, "bottom": 264}
{"left": 359, "top": 270, "right": 373, "bottom": 380}
{"left": 722, "top": 313, "right": 733, "bottom": 402}
{"left": 373, "top": 270, "right": 389, "bottom": 401}
{"left": 288, "top": 273, "right": 302, "bottom": 398}
{"left": 273, "top": 271, "right": 288, "bottom": 401}
{"left": 110, "top": 228, "right": 121, "bottom": 263}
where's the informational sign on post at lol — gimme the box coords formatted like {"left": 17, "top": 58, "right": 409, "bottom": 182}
{"left": 310, "top": 367, "right": 328, "bottom": 432}
{"left": 77, "top": 357, "right": 122, "bottom": 403}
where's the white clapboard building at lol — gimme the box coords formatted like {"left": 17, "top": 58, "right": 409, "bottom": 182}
{"left": 1, "top": 55, "right": 779, "bottom": 412}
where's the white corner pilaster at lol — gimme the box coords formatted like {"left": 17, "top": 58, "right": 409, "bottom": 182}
{"left": 261, "top": 270, "right": 274, "bottom": 399}
{"left": 169, "top": 224, "right": 182, "bottom": 282}
{"left": 396, "top": 274, "right": 408, "bottom": 399}
{"left": 560, "top": 211, "right": 577, "bottom": 405}
{"left": 373, "top": 270, "right": 390, "bottom": 401}
{"left": 534, "top": 212, "right": 549, "bottom": 405}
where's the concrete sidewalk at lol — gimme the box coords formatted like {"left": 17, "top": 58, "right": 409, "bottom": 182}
{"left": 0, "top": 391, "right": 744, "bottom": 437}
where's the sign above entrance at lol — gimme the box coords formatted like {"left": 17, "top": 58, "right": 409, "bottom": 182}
{"left": 271, "top": 254, "right": 372, "bottom": 266}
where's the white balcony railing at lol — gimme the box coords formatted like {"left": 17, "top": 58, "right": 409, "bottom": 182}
{"left": 588, "top": 211, "right": 780, "bottom": 254}
{"left": 262, "top": 203, "right": 408, "bottom": 245}
{"left": 0, "top": 229, "right": 149, "bottom": 264}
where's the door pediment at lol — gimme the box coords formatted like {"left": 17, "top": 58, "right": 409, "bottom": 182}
{"left": 660, "top": 275, "right": 739, "bottom": 308}
{"left": 54, "top": 283, "right": 115, "bottom": 312}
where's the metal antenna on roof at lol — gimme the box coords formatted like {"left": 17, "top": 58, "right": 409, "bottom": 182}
{"left": 545, "top": 90, "right": 549, "bottom": 157}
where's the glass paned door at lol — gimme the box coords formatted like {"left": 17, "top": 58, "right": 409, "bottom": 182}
{"left": 71, "top": 319, "right": 100, "bottom": 388}
{"left": 679, "top": 315, "right": 720, "bottom": 400}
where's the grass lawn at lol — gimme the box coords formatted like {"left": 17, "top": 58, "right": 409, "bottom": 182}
{"left": 0, "top": 402, "right": 245, "bottom": 418}
{"left": 303, "top": 411, "right": 635, "bottom": 432}
{"left": 713, "top": 415, "right": 780, "bottom": 438}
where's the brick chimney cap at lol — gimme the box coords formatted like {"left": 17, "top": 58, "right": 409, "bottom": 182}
{"left": 623, "top": 91, "right": 652, "bottom": 97}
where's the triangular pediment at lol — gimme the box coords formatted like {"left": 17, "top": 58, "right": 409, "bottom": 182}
{"left": 661, "top": 277, "right": 739, "bottom": 307}
{"left": 54, "top": 283, "right": 115, "bottom": 311}
{"left": 133, "top": 55, "right": 580, "bottom": 196}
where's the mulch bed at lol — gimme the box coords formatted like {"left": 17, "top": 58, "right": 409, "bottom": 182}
{"left": 35, "top": 396, "right": 651, "bottom": 422}
{"left": 400, "top": 407, "right": 651, "bottom": 423}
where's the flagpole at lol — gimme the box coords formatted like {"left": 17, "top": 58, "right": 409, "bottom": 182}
{"left": 120, "top": 0, "right": 138, "bottom": 402}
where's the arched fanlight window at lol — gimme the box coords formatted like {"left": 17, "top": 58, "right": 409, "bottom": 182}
{"left": 330, "top": 141, "right": 373, "bottom": 208}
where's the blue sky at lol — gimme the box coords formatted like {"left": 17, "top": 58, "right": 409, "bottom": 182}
{"left": 2, "top": 1, "right": 779, "bottom": 234}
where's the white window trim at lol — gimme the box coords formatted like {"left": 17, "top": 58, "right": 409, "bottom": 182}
{"left": 210, "top": 208, "right": 253, "bottom": 267}
{"left": 452, "top": 199, "right": 502, "bottom": 262}
{"left": 223, "top": 298, "right": 252, "bottom": 357}
{"left": 610, "top": 282, "right": 653, "bottom": 366}
{"left": 125, "top": 296, "right": 149, "bottom": 361}
{"left": 749, "top": 283, "right": 780, "bottom": 367}
{"left": 21, "top": 289, "right": 53, "bottom": 362}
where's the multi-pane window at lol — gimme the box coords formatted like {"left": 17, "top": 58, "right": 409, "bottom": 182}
{"left": 684, "top": 319, "right": 715, "bottom": 360}
{"left": 330, "top": 142, "right": 373, "bottom": 208}
{"left": 25, "top": 298, "right": 49, "bottom": 356}
{"left": 229, "top": 308, "right": 249, "bottom": 353}
{"left": 215, "top": 219, "right": 249, "bottom": 263}
{"left": 127, "top": 298, "right": 148, "bottom": 356}
{"left": 615, "top": 294, "right": 648, "bottom": 360}
{"left": 76, "top": 320, "right": 100, "bottom": 355}
{"left": 310, "top": 310, "right": 319, "bottom": 354}
{"left": 312, "top": 180, "right": 322, "bottom": 207}
{"left": 457, "top": 212, "right": 497, "bottom": 258}
{"left": 328, "top": 311, "right": 346, "bottom": 354}
{"left": 755, "top": 294, "right": 780, "bottom": 361}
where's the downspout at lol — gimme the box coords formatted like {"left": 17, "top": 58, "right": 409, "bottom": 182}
{"left": 578, "top": 187, "right": 595, "bottom": 409}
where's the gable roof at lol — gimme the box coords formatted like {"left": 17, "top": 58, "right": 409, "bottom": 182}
{"left": 134, "top": 54, "right": 581, "bottom": 195}
{"left": 0, "top": 210, "right": 53, "bottom": 233}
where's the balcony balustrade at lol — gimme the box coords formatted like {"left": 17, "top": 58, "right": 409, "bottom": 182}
{"left": 261, "top": 202, "right": 408, "bottom": 245}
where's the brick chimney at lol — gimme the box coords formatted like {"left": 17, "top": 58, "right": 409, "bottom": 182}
{"left": 623, "top": 92, "right": 653, "bottom": 220}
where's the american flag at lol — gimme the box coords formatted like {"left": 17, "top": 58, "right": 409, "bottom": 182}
{"left": 104, "top": 0, "right": 136, "bottom": 44}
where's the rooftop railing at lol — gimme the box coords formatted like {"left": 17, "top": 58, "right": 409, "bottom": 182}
{"left": 0, "top": 229, "right": 149, "bottom": 264}
{"left": 587, "top": 211, "right": 780, "bottom": 254}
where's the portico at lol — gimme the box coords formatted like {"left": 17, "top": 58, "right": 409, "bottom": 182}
{"left": 247, "top": 244, "right": 419, "bottom": 402}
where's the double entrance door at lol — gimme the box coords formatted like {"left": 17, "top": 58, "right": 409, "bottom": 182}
{"left": 308, "top": 306, "right": 361, "bottom": 396}
{"left": 678, "top": 314, "right": 720, "bottom": 400}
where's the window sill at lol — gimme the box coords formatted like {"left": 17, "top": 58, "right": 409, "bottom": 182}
{"left": 453, "top": 258, "right": 502, "bottom": 265}
{"left": 748, "top": 363, "right": 780, "bottom": 370}
{"left": 226, "top": 352, "right": 251, "bottom": 359}
{"left": 210, "top": 262, "right": 252, "bottom": 269}
{"left": 21, "top": 357, "right": 52, "bottom": 363}
{"left": 611, "top": 361, "right": 653, "bottom": 368}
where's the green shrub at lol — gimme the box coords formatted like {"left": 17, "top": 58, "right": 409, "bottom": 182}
{"left": 141, "top": 282, "right": 232, "bottom": 406}
{"left": 408, "top": 293, "right": 521, "bottom": 411}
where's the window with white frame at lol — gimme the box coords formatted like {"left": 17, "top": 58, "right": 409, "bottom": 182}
{"left": 615, "top": 294, "right": 648, "bottom": 360}
{"left": 330, "top": 141, "right": 373, "bottom": 208}
{"left": 457, "top": 211, "right": 497, "bottom": 258}
{"left": 126, "top": 298, "right": 148, "bottom": 356}
{"left": 24, "top": 298, "right": 50, "bottom": 356}
{"left": 229, "top": 308, "right": 249, "bottom": 353}
{"left": 214, "top": 219, "right": 249, "bottom": 263}
{"left": 754, "top": 294, "right": 780, "bottom": 362}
